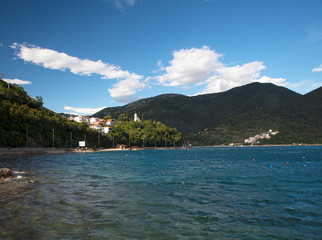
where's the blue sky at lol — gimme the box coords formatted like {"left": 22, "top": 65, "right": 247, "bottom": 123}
{"left": 1, "top": 0, "right": 321, "bottom": 115}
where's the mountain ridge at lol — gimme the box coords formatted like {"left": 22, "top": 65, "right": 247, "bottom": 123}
{"left": 93, "top": 82, "right": 322, "bottom": 145}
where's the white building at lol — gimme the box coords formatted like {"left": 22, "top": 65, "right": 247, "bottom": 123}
{"left": 106, "top": 119, "right": 114, "bottom": 126}
{"left": 89, "top": 117, "right": 100, "bottom": 125}
{"left": 134, "top": 113, "right": 141, "bottom": 122}
{"left": 89, "top": 123, "right": 103, "bottom": 131}
{"left": 103, "top": 126, "right": 113, "bottom": 134}
{"left": 72, "top": 116, "right": 81, "bottom": 123}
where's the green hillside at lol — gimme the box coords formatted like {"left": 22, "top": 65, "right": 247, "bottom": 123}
{"left": 94, "top": 83, "right": 322, "bottom": 145}
{"left": 0, "top": 79, "right": 110, "bottom": 148}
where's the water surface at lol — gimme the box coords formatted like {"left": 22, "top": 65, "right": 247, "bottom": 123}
{"left": 1, "top": 146, "right": 321, "bottom": 239}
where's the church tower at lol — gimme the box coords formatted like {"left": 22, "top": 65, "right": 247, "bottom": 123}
{"left": 134, "top": 113, "right": 141, "bottom": 122}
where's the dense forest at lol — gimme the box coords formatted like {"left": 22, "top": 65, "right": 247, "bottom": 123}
{"left": 0, "top": 79, "right": 182, "bottom": 148}
{"left": 107, "top": 112, "right": 182, "bottom": 148}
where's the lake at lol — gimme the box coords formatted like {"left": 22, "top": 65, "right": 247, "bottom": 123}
{"left": 1, "top": 146, "right": 321, "bottom": 239}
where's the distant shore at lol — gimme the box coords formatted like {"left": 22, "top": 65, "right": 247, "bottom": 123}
{"left": 1, "top": 144, "right": 321, "bottom": 157}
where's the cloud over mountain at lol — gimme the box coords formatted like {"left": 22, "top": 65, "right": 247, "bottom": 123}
{"left": 3, "top": 78, "right": 32, "bottom": 85}
{"left": 64, "top": 106, "right": 107, "bottom": 115}
{"left": 11, "top": 43, "right": 145, "bottom": 102}
{"left": 155, "top": 46, "right": 287, "bottom": 94}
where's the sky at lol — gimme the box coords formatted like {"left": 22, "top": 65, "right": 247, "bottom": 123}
{"left": 1, "top": 0, "right": 321, "bottom": 115}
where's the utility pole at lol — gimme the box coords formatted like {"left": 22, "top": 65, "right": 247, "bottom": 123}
{"left": 26, "top": 124, "right": 28, "bottom": 148}
{"left": 129, "top": 133, "right": 131, "bottom": 149}
{"left": 70, "top": 131, "right": 72, "bottom": 148}
{"left": 52, "top": 129, "right": 55, "bottom": 148}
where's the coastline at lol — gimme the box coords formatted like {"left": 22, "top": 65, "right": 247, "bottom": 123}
{"left": 0, "top": 148, "right": 73, "bottom": 157}
{"left": 1, "top": 144, "right": 321, "bottom": 157}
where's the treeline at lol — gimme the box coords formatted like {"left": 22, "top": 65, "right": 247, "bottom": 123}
{"left": 0, "top": 79, "right": 182, "bottom": 148}
{"left": 107, "top": 112, "right": 182, "bottom": 148}
{"left": 0, "top": 79, "right": 111, "bottom": 148}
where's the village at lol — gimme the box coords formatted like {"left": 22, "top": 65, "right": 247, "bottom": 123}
{"left": 67, "top": 113, "right": 141, "bottom": 136}
{"left": 244, "top": 129, "right": 279, "bottom": 145}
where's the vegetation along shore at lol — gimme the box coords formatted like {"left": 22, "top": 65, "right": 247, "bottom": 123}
{"left": 1, "top": 79, "right": 321, "bottom": 148}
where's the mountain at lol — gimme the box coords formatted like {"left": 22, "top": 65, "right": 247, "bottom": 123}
{"left": 93, "top": 83, "right": 322, "bottom": 145}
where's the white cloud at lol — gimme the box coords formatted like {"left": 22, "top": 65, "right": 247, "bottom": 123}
{"left": 108, "top": 75, "right": 145, "bottom": 103}
{"left": 256, "top": 76, "right": 287, "bottom": 86}
{"left": 3, "top": 78, "right": 32, "bottom": 85}
{"left": 312, "top": 64, "right": 322, "bottom": 72}
{"left": 155, "top": 46, "right": 288, "bottom": 94}
{"left": 156, "top": 46, "right": 223, "bottom": 86}
{"left": 64, "top": 106, "right": 106, "bottom": 115}
{"left": 288, "top": 80, "right": 322, "bottom": 94}
{"left": 11, "top": 43, "right": 145, "bottom": 102}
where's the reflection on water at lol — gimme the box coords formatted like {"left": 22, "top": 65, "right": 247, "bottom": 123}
{"left": 1, "top": 146, "right": 322, "bottom": 239}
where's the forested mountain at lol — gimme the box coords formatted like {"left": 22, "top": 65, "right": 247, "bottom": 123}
{"left": 0, "top": 79, "right": 110, "bottom": 148}
{"left": 94, "top": 83, "right": 322, "bottom": 145}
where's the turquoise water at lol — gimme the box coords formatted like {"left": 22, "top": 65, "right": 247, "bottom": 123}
{"left": 0, "top": 146, "right": 321, "bottom": 239}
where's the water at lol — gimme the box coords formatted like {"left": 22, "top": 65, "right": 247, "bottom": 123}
{"left": 1, "top": 146, "right": 321, "bottom": 239}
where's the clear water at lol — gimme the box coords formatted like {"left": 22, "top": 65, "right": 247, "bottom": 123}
{"left": 1, "top": 146, "right": 321, "bottom": 239}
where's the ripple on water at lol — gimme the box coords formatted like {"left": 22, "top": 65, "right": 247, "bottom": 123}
{"left": 0, "top": 146, "right": 321, "bottom": 239}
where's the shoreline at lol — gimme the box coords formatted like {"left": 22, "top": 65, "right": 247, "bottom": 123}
{"left": 1, "top": 144, "right": 321, "bottom": 157}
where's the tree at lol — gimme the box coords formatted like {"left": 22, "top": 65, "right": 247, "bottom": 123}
{"left": 118, "top": 112, "right": 129, "bottom": 122}
{"left": 104, "top": 114, "right": 113, "bottom": 120}
{"left": 35, "top": 96, "right": 43, "bottom": 107}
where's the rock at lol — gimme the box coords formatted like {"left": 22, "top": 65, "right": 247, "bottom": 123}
{"left": 0, "top": 168, "right": 13, "bottom": 180}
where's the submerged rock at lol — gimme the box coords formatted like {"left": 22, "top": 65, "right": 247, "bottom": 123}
{"left": 0, "top": 168, "right": 13, "bottom": 180}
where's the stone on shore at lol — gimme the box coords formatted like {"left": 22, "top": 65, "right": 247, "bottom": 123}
{"left": 0, "top": 168, "right": 13, "bottom": 180}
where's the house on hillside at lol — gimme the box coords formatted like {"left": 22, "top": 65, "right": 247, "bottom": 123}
{"left": 106, "top": 119, "right": 115, "bottom": 126}
{"left": 103, "top": 126, "right": 113, "bottom": 134}
{"left": 72, "top": 115, "right": 89, "bottom": 123}
{"left": 90, "top": 117, "right": 100, "bottom": 125}
{"left": 89, "top": 123, "right": 103, "bottom": 132}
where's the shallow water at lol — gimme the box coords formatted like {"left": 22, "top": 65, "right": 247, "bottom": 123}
{"left": 1, "top": 146, "right": 322, "bottom": 239}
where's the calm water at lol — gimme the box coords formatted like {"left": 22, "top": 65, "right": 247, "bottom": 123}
{"left": 0, "top": 146, "right": 321, "bottom": 239}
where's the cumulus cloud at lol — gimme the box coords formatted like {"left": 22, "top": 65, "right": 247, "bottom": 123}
{"left": 11, "top": 43, "right": 145, "bottom": 102}
{"left": 156, "top": 46, "right": 223, "bottom": 86}
{"left": 155, "top": 46, "right": 288, "bottom": 94}
{"left": 3, "top": 78, "right": 32, "bottom": 85}
{"left": 312, "top": 64, "right": 322, "bottom": 72}
{"left": 64, "top": 106, "right": 106, "bottom": 115}
{"left": 108, "top": 75, "right": 145, "bottom": 103}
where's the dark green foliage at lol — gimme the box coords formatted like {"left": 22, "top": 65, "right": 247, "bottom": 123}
{"left": 94, "top": 82, "right": 322, "bottom": 145}
{"left": 107, "top": 117, "right": 182, "bottom": 148}
{"left": 0, "top": 80, "right": 111, "bottom": 148}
